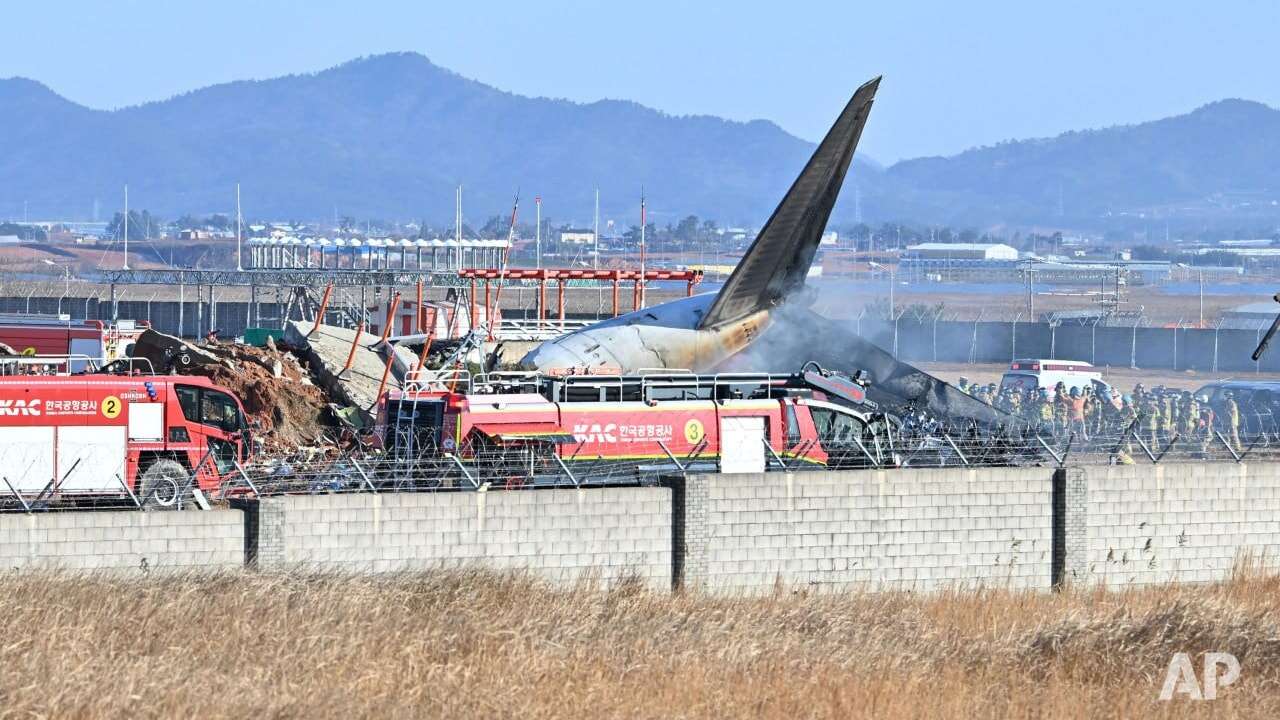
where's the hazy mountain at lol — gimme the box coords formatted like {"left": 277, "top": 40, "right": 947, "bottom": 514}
{"left": 2, "top": 53, "right": 1278, "bottom": 230}
{"left": 0, "top": 53, "right": 838, "bottom": 226}
{"left": 875, "top": 99, "right": 1280, "bottom": 227}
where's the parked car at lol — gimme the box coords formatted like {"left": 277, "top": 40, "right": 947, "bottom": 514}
{"left": 1193, "top": 380, "right": 1280, "bottom": 438}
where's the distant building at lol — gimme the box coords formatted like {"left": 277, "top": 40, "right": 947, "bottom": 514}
{"left": 904, "top": 243, "right": 1018, "bottom": 261}
{"left": 718, "top": 227, "right": 752, "bottom": 242}
{"left": 1218, "top": 239, "right": 1274, "bottom": 248}
{"left": 559, "top": 229, "right": 595, "bottom": 245}
{"left": 0, "top": 235, "right": 20, "bottom": 246}
{"left": 900, "top": 243, "right": 1019, "bottom": 282}
{"left": 1221, "top": 301, "right": 1280, "bottom": 329}
{"left": 820, "top": 231, "right": 839, "bottom": 246}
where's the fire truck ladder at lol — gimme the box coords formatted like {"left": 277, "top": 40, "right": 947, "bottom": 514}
{"left": 391, "top": 374, "right": 427, "bottom": 475}
{"left": 389, "top": 367, "right": 470, "bottom": 483}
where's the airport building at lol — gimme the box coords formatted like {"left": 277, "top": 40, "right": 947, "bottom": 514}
{"left": 899, "top": 241, "right": 1173, "bottom": 285}
{"left": 899, "top": 242, "right": 1019, "bottom": 281}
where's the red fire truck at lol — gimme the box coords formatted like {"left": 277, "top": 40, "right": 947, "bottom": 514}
{"left": 0, "top": 314, "right": 149, "bottom": 372}
{"left": 0, "top": 373, "right": 251, "bottom": 507}
{"left": 377, "top": 364, "right": 897, "bottom": 484}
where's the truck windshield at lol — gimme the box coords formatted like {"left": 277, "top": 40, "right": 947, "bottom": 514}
{"left": 809, "top": 406, "right": 862, "bottom": 444}
{"left": 176, "top": 385, "right": 245, "bottom": 433}
{"left": 200, "top": 390, "right": 242, "bottom": 433}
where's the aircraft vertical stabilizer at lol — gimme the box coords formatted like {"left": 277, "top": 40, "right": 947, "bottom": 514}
{"left": 698, "top": 76, "right": 880, "bottom": 329}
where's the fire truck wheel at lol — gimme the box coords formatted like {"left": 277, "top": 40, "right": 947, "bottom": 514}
{"left": 141, "top": 460, "right": 191, "bottom": 509}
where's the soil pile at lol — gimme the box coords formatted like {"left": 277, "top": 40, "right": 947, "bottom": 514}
{"left": 131, "top": 329, "right": 337, "bottom": 451}
{"left": 190, "top": 339, "right": 335, "bottom": 451}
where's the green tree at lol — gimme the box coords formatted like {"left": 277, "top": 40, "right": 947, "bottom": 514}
{"left": 0, "top": 223, "right": 46, "bottom": 241}
{"left": 106, "top": 210, "right": 162, "bottom": 240}
{"left": 479, "top": 214, "right": 508, "bottom": 237}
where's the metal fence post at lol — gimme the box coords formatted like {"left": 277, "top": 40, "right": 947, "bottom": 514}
{"left": 1172, "top": 318, "right": 1183, "bottom": 371}
{"left": 1010, "top": 314, "right": 1021, "bottom": 362}
{"left": 1212, "top": 320, "right": 1222, "bottom": 373}
{"left": 892, "top": 309, "right": 902, "bottom": 357}
{"left": 1090, "top": 318, "right": 1098, "bottom": 364}
{"left": 932, "top": 310, "right": 941, "bottom": 361}
{"left": 2, "top": 477, "right": 31, "bottom": 513}
{"left": 1130, "top": 318, "right": 1140, "bottom": 369}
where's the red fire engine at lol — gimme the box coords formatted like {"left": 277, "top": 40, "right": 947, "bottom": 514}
{"left": 0, "top": 373, "right": 251, "bottom": 507}
{"left": 378, "top": 364, "right": 896, "bottom": 483}
{"left": 0, "top": 314, "right": 149, "bottom": 372}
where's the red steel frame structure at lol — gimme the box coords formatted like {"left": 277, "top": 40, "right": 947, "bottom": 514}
{"left": 457, "top": 268, "right": 703, "bottom": 339}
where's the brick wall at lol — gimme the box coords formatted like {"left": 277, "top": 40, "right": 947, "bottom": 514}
{"left": 0, "top": 510, "right": 244, "bottom": 571}
{"left": 1075, "top": 463, "right": 1280, "bottom": 587}
{"left": 678, "top": 468, "right": 1055, "bottom": 593}
{"left": 251, "top": 488, "right": 672, "bottom": 589}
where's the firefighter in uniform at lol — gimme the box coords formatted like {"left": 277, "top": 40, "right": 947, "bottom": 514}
{"left": 1161, "top": 391, "right": 1177, "bottom": 446}
{"left": 1182, "top": 395, "right": 1201, "bottom": 452}
{"left": 1035, "top": 389, "right": 1054, "bottom": 435}
{"left": 1067, "top": 387, "right": 1088, "bottom": 439}
{"left": 1142, "top": 395, "right": 1161, "bottom": 449}
{"left": 1223, "top": 391, "right": 1242, "bottom": 451}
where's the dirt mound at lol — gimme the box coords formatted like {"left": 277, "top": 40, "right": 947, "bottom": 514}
{"left": 184, "top": 339, "right": 337, "bottom": 451}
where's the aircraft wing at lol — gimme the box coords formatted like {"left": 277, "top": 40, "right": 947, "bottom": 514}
{"left": 698, "top": 76, "right": 880, "bottom": 330}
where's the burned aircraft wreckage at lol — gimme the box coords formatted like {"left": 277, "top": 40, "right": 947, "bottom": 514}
{"left": 518, "top": 77, "right": 1033, "bottom": 463}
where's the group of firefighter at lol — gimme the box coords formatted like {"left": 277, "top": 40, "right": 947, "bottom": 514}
{"left": 956, "top": 377, "right": 1245, "bottom": 454}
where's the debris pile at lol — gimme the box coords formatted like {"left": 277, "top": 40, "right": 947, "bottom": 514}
{"left": 131, "top": 329, "right": 336, "bottom": 451}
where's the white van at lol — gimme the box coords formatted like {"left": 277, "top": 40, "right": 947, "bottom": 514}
{"left": 998, "top": 359, "right": 1108, "bottom": 399}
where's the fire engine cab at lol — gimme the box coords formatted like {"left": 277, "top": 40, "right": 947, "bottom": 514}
{"left": 378, "top": 363, "right": 898, "bottom": 484}
{"left": 0, "top": 373, "right": 251, "bottom": 507}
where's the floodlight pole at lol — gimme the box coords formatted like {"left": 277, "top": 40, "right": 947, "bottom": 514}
{"left": 121, "top": 184, "right": 129, "bottom": 270}
{"left": 236, "top": 182, "right": 243, "bottom": 272}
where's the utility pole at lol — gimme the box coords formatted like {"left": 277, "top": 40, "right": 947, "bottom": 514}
{"left": 535, "top": 196, "right": 542, "bottom": 270}
{"left": 122, "top": 184, "right": 129, "bottom": 270}
{"left": 235, "top": 183, "right": 243, "bottom": 272}
{"left": 593, "top": 187, "right": 600, "bottom": 271}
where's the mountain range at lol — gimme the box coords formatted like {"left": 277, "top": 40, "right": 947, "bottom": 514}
{"left": 1, "top": 52, "right": 1278, "bottom": 230}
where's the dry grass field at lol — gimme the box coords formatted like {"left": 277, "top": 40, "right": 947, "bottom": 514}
{"left": 2, "top": 569, "right": 1280, "bottom": 718}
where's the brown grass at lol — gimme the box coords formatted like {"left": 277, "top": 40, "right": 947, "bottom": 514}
{"left": 3, "top": 570, "right": 1280, "bottom": 718}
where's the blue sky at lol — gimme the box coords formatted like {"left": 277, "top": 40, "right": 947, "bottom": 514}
{"left": 3, "top": 0, "right": 1278, "bottom": 162}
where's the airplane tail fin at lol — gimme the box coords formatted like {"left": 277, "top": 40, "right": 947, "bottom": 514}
{"left": 698, "top": 76, "right": 880, "bottom": 330}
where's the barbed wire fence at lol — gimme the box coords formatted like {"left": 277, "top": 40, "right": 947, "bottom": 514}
{"left": 6, "top": 397, "right": 1280, "bottom": 514}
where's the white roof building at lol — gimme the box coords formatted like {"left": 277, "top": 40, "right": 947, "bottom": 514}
{"left": 905, "top": 243, "right": 1019, "bottom": 261}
